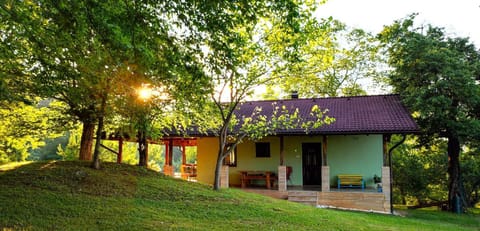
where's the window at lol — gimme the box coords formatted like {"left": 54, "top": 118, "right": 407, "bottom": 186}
{"left": 255, "top": 142, "right": 270, "bottom": 158}
{"left": 223, "top": 144, "right": 237, "bottom": 167}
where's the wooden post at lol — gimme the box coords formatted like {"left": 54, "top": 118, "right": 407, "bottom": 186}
{"left": 322, "top": 135, "right": 328, "bottom": 166}
{"left": 163, "top": 139, "right": 174, "bottom": 176}
{"left": 322, "top": 135, "right": 329, "bottom": 191}
{"left": 117, "top": 138, "right": 123, "bottom": 164}
{"left": 279, "top": 135, "right": 285, "bottom": 166}
{"left": 383, "top": 134, "right": 390, "bottom": 166}
{"left": 164, "top": 140, "right": 170, "bottom": 167}
{"left": 182, "top": 144, "right": 186, "bottom": 165}
{"left": 168, "top": 139, "right": 173, "bottom": 165}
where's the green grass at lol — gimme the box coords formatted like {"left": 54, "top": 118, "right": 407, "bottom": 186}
{"left": 1, "top": 161, "right": 479, "bottom": 230}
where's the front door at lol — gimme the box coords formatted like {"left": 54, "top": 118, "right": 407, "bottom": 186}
{"left": 302, "top": 143, "right": 322, "bottom": 185}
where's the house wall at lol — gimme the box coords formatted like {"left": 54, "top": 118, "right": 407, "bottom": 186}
{"left": 230, "top": 136, "right": 281, "bottom": 185}
{"left": 280, "top": 135, "right": 383, "bottom": 188}
{"left": 283, "top": 136, "right": 323, "bottom": 186}
{"left": 196, "top": 137, "right": 218, "bottom": 185}
{"left": 196, "top": 134, "right": 383, "bottom": 188}
{"left": 196, "top": 136, "right": 282, "bottom": 186}
{"left": 328, "top": 135, "right": 383, "bottom": 188}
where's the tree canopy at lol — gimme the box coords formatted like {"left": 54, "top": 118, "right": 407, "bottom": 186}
{"left": 181, "top": 1, "right": 340, "bottom": 190}
{"left": 2, "top": 0, "right": 334, "bottom": 171}
{"left": 379, "top": 14, "right": 480, "bottom": 213}
{"left": 1, "top": 0, "right": 214, "bottom": 163}
{"left": 268, "top": 18, "right": 380, "bottom": 98}
{"left": 0, "top": 100, "right": 63, "bottom": 163}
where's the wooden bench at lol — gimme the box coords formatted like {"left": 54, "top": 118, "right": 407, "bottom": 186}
{"left": 240, "top": 171, "right": 277, "bottom": 189}
{"left": 337, "top": 174, "right": 365, "bottom": 190}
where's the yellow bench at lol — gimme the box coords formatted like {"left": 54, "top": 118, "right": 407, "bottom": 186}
{"left": 337, "top": 174, "right": 365, "bottom": 190}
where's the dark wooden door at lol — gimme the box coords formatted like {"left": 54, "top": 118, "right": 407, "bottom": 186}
{"left": 302, "top": 143, "right": 322, "bottom": 185}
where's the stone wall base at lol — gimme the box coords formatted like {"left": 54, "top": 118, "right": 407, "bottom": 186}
{"left": 278, "top": 166, "right": 287, "bottom": 192}
{"left": 321, "top": 166, "right": 330, "bottom": 192}
{"left": 220, "top": 165, "right": 229, "bottom": 188}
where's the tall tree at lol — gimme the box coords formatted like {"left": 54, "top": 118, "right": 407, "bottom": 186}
{"left": 378, "top": 15, "right": 480, "bottom": 213}
{"left": 1, "top": 0, "right": 210, "bottom": 166}
{"left": 190, "top": 1, "right": 335, "bottom": 190}
{"left": 2, "top": 1, "right": 129, "bottom": 162}
{"left": 276, "top": 19, "right": 380, "bottom": 97}
{"left": 109, "top": 75, "right": 172, "bottom": 167}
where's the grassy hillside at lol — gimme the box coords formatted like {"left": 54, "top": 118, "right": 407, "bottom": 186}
{"left": 0, "top": 161, "right": 478, "bottom": 230}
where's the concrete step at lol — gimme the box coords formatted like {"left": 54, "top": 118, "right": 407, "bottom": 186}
{"left": 288, "top": 191, "right": 318, "bottom": 206}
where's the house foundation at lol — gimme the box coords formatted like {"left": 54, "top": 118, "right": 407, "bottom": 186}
{"left": 316, "top": 191, "right": 390, "bottom": 213}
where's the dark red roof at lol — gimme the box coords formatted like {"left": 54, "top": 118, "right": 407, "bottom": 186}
{"left": 235, "top": 94, "right": 418, "bottom": 135}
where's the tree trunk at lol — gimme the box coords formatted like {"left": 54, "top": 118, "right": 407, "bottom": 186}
{"left": 213, "top": 148, "right": 224, "bottom": 190}
{"left": 79, "top": 121, "right": 95, "bottom": 161}
{"left": 138, "top": 130, "right": 148, "bottom": 167}
{"left": 91, "top": 115, "right": 104, "bottom": 169}
{"left": 213, "top": 132, "right": 228, "bottom": 190}
{"left": 447, "top": 135, "right": 467, "bottom": 213}
{"left": 91, "top": 94, "right": 108, "bottom": 170}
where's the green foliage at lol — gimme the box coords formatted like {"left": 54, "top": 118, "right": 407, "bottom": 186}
{"left": 189, "top": 0, "right": 337, "bottom": 189}
{"left": 57, "top": 128, "right": 82, "bottom": 161}
{"left": 378, "top": 15, "right": 480, "bottom": 144}
{"left": 276, "top": 19, "right": 380, "bottom": 97}
{"left": 28, "top": 134, "right": 69, "bottom": 161}
{"left": 185, "top": 146, "right": 197, "bottom": 163}
{"left": 379, "top": 14, "right": 480, "bottom": 212}
{"left": 1, "top": 0, "right": 325, "bottom": 167}
{"left": 461, "top": 149, "right": 480, "bottom": 206}
{"left": 1, "top": 0, "right": 214, "bottom": 162}
{"left": 237, "top": 103, "right": 334, "bottom": 141}
{"left": 56, "top": 127, "right": 169, "bottom": 169}
{"left": 0, "top": 161, "right": 478, "bottom": 230}
{"left": 0, "top": 100, "right": 64, "bottom": 164}
{"left": 392, "top": 136, "right": 448, "bottom": 205}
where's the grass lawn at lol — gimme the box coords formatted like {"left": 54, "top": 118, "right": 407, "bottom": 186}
{"left": 1, "top": 161, "right": 479, "bottom": 230}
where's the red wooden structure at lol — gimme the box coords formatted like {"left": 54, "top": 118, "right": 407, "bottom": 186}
{"left": 100, "top": 135, "right": 197, "bottom": 174}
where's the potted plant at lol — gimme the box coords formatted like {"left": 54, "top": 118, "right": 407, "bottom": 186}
{"left": 373, "top": 174, "right": 382, "bottom": 192}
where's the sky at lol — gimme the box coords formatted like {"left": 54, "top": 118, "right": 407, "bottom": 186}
{"left": 315, "top": 0, "right": 480, "bottom": 47}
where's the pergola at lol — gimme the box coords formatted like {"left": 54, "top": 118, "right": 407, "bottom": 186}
{"left": 101, "top": 133, "right": 197, "bottom": 176}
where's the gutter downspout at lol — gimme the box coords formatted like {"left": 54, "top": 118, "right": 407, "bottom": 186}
{"left": 388, "top": 134, "right": 407, "bottom": 214}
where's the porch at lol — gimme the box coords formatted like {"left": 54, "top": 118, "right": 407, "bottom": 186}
{"left": 289, "top": 190, "right": 389, "bottom": 213}
{"left": 230, "top": 165, "right": 392, "bottom": 214}
{"left": 239, "top": 186, "right": 390, "bottom": 214}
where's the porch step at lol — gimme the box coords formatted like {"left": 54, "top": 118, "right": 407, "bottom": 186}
{"left": 288, "top": 191, "right": 318, "bottom": 206}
